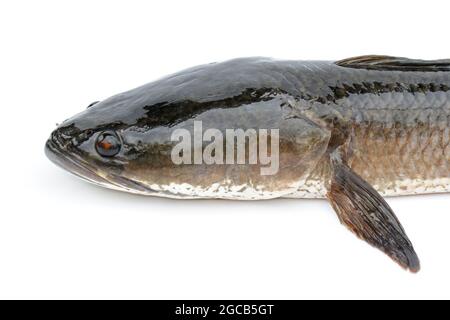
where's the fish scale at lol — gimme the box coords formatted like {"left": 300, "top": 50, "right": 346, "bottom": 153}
{"left": 351, "top": 119, "right": 450, "bottom": 195}
{"left": 289, "top": 62, "right": 450, "bottom": 197}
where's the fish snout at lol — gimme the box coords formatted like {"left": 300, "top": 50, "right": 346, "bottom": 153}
{"left": 45, "top": 127, "right": 116, "bottom": 188}
{"left": 45, "top": 127, "right": 73, "bottom": 169}
{"left": 49, "top": 128, "right": 68, "bottom": 150}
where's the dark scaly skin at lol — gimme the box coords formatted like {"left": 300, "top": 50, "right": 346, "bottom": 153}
{"left": 291, "top": 60, "right": 450, "bottom": 197}
{"left": 45, "top": 57, "right": 450, "bottom": 199}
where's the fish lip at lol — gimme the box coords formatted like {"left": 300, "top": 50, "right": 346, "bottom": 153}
{"left": 45, "top": 137, "right": 113, "bottom": 187}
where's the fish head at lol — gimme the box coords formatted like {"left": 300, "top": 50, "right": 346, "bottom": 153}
{"left": 45, "top": 112, "right": 134, "bottom": 194}
{"left": 45, "top": 90, "right": 191, "bottom": 196}
{"left": 46, "top": 58, "right": 331, "bottom": 198}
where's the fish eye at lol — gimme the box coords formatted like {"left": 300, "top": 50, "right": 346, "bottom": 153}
{"left": 95, "top": 131, "right": 121, "bottom": 157}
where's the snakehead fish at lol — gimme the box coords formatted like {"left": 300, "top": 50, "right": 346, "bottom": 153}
{"left": 45, "top": 56, "right": 450, "bottom": 272}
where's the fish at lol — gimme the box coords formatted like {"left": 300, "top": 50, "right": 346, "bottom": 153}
{"left": 45, "top": 55, "right": 450, "bottom": 272}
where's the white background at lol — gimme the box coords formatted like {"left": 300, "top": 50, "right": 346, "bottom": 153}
{"left": 1, "top": 0, "right": 449, "bottom": 299}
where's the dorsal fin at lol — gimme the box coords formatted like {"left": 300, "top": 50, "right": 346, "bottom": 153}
{"left": 336, "top": 55, "right": 450, "bottom": 72}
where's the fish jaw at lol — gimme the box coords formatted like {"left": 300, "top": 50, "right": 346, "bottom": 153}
{"left": 45, "top": 136, "right": 120, "bottom": 191}
{"left": 45, "top": 132, "right": 200, "bottom": 198}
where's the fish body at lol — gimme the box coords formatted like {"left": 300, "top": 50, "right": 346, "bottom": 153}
{"left": 288, "top": 59, "right": 450, "bottom": 198}
{"left": 45, "top": 56, "right": 450, "bottom": 272}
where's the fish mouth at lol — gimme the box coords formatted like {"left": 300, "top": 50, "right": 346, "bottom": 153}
{"left": 45, "top": 137, "right": 168, "bottom": 196}
{"left": 45, "top": 138, "right": 116, "bottom": 189}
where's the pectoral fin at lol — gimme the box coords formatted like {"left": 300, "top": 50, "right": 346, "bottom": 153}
{"left": 326, "top": 150, "right": 420, "bottom": 273}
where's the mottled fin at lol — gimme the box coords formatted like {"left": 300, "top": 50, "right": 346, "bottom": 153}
{"left": 336, "top": 55, "right": 450, "bottom": 72}
{"left": 326, "top": 150, "right": 420, "bottom": 273}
